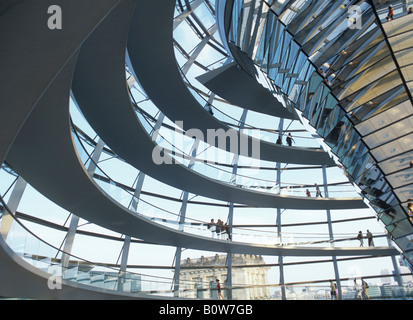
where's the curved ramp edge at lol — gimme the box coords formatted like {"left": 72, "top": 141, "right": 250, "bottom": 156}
{"left": 71, "top": 0, "right": 364, "bottom": 210}
{"left": 0, "top": 231, "right": 162, "bottom": 300}
{"left": 126, "top": 0, "right": 335, "bottom": 166}
{"left": 0, "top": 0, "right": 122, "bottom": 165}
{"left": 196, "top": 62, "right": 298, "bottom": 120}
{"left": 3, "top": 38, "right": 380, "bottom": 256}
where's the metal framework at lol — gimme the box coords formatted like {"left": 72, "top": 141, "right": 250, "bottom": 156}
{"left": 0, "top": 0, "right": 411, "bottom": 300}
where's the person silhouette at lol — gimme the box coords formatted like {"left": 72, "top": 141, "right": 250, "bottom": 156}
{"left": 286, "top": 133, "right": 294, "bottom": 146}
{"left": 216, "top": 279, "right": 224, "bottom": 300}
{"left": 357, "top": 231, "right": 364, "bottom": 247}
{"left": 315, "top": 183, "right": 323, "bottom": 197}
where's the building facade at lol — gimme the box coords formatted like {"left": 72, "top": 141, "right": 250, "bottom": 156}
{"left": 179, "top": 254, "right": 271, "bottom": 300}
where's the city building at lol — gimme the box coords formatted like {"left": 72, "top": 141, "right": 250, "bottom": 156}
{"left": 179, "top": 254, "right": 271, "bottom": 300}
{"left": 0, "top": 0, "right": 412, "bottom": 300}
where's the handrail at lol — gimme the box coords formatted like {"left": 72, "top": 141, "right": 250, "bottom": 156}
{"left": 75, "top": 120, "right": 345, "bottom": 189}
{"left": 0, "top": 193, "right": 182, "bottom": 296}
{"left": 0, "top": 190, "right": 406, "bottom": 300}
{"left": 68, "top": 126, "right": 376, "bottom": 246}
{"left": 1, "top": 158, "right": 377, "bottom": 249}
{"left": 108, "top": 92, "right": 361, "bottom": 198}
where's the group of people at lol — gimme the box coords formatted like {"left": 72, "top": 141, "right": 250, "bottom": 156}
{"left": 276, "top": 133, "right": 294, "bottom": 147}
{"left": 306, "top": 183, "right": 323, "bottom": 198}
{"left": 207, "top": 219, "right": 232, "bottom": 240}
{"left": 330, "top": 278, "right": 370, "bottom": 300}
{"left": 357, "top": 230, "right": 374, "bottom": 247}
{"left": 354, "top": 278, "right": 370, "bottom": 300}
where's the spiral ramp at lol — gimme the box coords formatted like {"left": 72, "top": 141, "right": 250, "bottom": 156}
{"left": 0, "top": 0, "right": 404, "bottom": 299}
